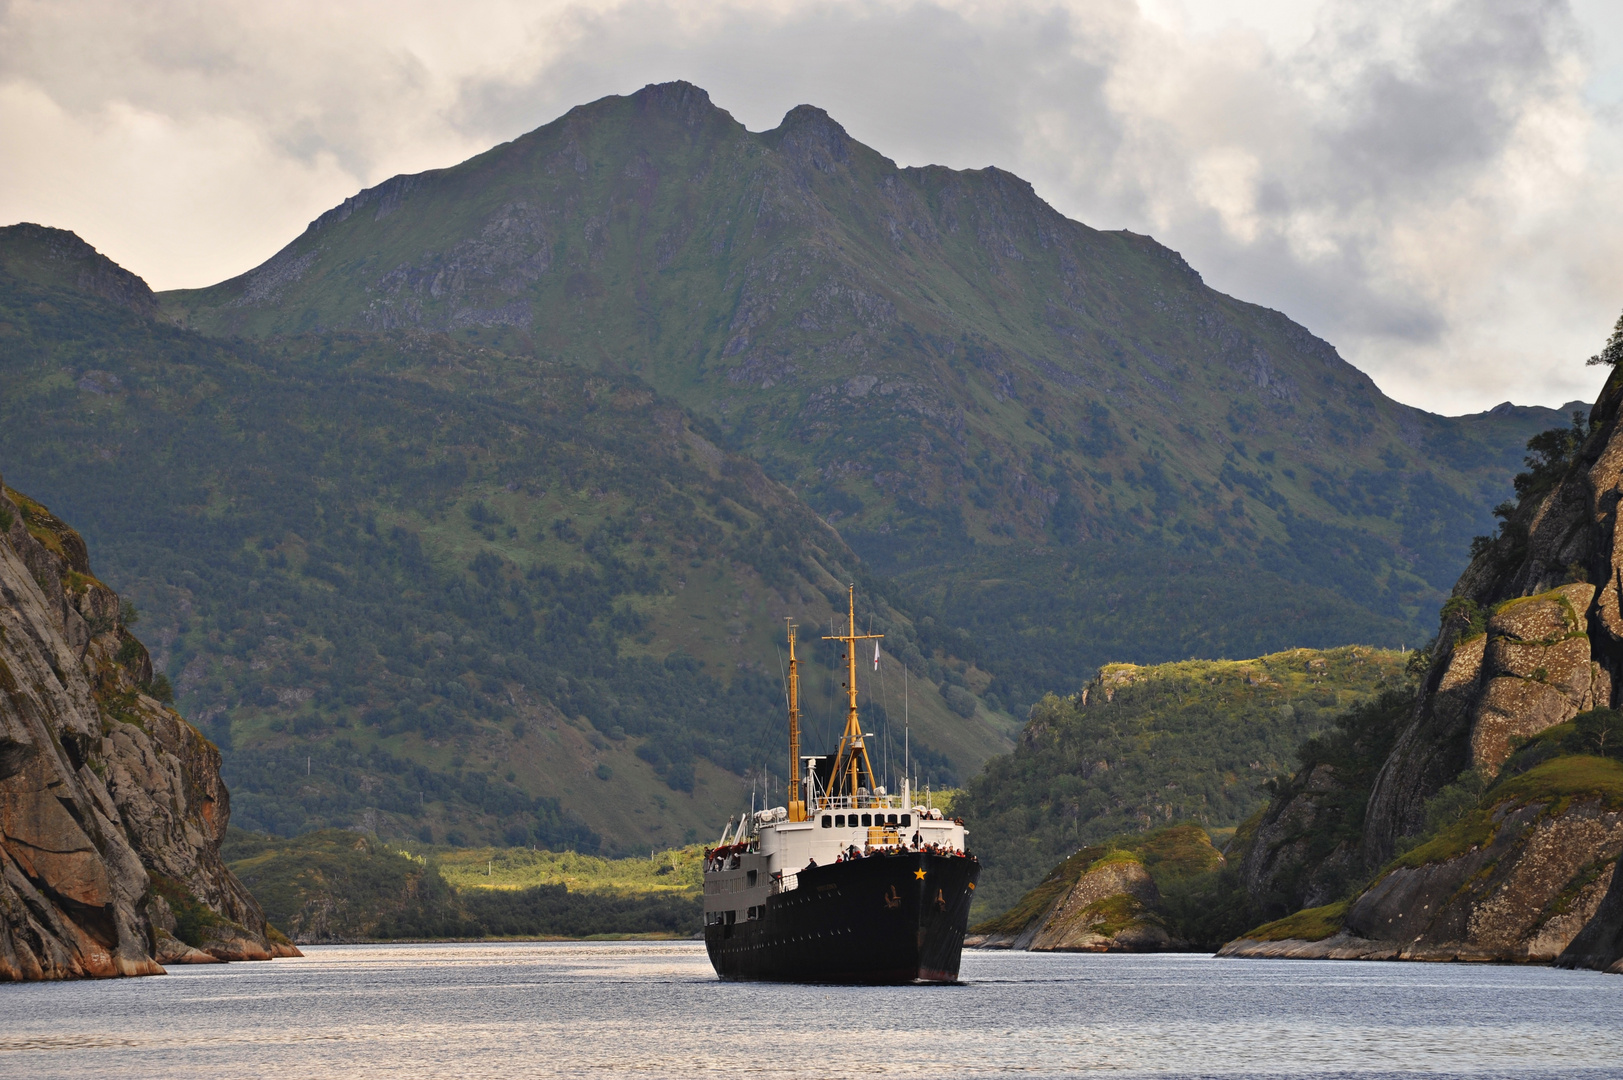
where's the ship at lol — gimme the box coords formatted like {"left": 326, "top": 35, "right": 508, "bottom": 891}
{"left": 703, "top": 586, "right": 980, "bottom": 983}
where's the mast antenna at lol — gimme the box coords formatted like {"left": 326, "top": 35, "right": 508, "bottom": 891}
{"left": 904, "top": 658, "right": 910, "bottom": 800}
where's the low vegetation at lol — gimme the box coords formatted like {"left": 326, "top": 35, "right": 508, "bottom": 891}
{"left": 1241, "top": 901, "right": 1351, "bottom": 943}
{"left": 436, "top": 845, "right": 704, "bottom": 894}
{"left": 223, "top": 829, "right": 701, "bottom": 942}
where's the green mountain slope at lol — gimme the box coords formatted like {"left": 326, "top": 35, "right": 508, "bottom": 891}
{"left": 0, "top": 225, "right": 998, "bottom": 853}
{"left": 165, "top": 81, "right": 1571, "bottom": 701}
{"left": 957, "top": 647, "right": 1410, "bottom": 919}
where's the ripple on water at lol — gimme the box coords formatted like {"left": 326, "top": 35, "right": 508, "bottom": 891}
{"left": 0, "top": 943, "right": 1620, "bottom": 1079}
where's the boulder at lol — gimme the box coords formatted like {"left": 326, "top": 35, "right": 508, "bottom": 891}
{"left": 1469, "top": 585, "right": 1597, "bottom": 773}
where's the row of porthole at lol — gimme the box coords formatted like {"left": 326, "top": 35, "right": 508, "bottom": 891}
{"left": 717, "top": 927, "right": 853, "bottom": 951}
{"left": 823, "top": 812, "right": 909, "bottom": 828}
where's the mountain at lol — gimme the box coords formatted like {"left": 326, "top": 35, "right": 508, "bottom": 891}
{"left": 955, "top": 646, "right": 1408, "bottom": 919}
{"left": 0, "top": 224, "right": 996, "bottom": 855}
{"left": 164, "top": 81, "right": 1575, "bottom": 704}
{"left": 0, "top": 81, "right": 1580, "bottom": 859}
{"left": 0, "top": 478, "right": 297, "bottom": 979}
{"left": 1220, "top": 360, "right": 1623, "bottom": 968}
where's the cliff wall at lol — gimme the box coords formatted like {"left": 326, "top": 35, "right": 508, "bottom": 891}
{"left": 0, "top": 476, "right": 295, "bottom": 979}
{"left": 1229, "top": 365, "right": 1623, "bottom": 970}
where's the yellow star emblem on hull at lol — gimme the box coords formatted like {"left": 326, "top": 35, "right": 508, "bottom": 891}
{"left": 914, "top": 869, "right": 927, "bottom": 880}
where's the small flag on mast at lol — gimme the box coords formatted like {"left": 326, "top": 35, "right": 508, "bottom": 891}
{"left": 873, "top": 642, "right": 880, "bottom": 671}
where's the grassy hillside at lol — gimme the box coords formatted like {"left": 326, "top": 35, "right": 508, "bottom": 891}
{"left": 223, "top": 829, "right": 700, "bottom": 941}
{"left": 164, "top": 81, "right": 1571, "bottom": 696}
{"left": 958, "top": 646, "right": 1410, "bottom": 918}
{"left": 0, "top": 229, "right": 999, "bottom": 853}
{"left": 435, "top": 844, "right": 704, "bottom": 894}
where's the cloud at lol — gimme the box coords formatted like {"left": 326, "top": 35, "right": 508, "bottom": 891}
{"left": 0, "top": 0, "right": 1617, "bottom": 413}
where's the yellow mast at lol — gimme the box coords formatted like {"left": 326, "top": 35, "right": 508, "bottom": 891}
{"left": 785, "top": 620, "right": 805, "bottom": 822}
{"left": 822, "top": 584, "right": 883, "bottom": 809}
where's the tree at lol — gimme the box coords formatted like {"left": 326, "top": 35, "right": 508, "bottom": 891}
{"left": 1586, "top": 308, "right": 1623, "bottom": 367}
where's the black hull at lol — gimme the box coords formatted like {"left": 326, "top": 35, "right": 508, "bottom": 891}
{"left": 705, "top": 851, "right": 979, "bottom": 984}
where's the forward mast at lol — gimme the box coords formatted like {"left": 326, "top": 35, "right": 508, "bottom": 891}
{"left": 817, "top": 584, "right": 883, "bottom": 811}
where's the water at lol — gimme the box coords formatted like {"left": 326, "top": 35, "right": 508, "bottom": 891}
{"left": 1, "top": 943, "right": 1620, "bottom": 1078}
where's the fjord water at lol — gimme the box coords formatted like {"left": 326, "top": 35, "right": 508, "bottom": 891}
{"left": 1, "top": 944, "right": 1619, "bottom": 1079}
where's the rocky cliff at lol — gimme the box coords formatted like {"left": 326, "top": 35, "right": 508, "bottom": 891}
{"left": 1226, "top": 363, "right": 1623, "bottom": 971}
{"left": 0, "top": 477, "right": 296, "bottom": 979}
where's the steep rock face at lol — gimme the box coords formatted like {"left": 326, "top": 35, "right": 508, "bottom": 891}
{"left": 1469, "top": 585, "right": 1602, "bottom": 770}
{"left": 1228, "top": 772, "right": 1623, "bottom": 963}
{"left": 1232, "top": 366, "right": 1623, "bottom": 967}
{"left": 1239, "top": 764, "right": 1365, "bottom": 917}
{"left": 1230, "top": 689, "right": 1414, "bottom": 922}
{"left": 1361, "top": 370, "right": 1623, "bottom": 865}
{"left": 0, "top": 478, "right": 294, "bottom": 979}
{"left": 1557, "top": 855, "right": 1623, "bottom": 973}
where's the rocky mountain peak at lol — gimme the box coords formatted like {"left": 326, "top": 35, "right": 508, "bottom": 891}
{"left": 766, "top": 103, "right": 855, "bottom": 176}
{"left": 628, "top": 79, "right": 717, "bottom": 123}
{"left": 0, "top": 224, "right": 157, "bottom": 319}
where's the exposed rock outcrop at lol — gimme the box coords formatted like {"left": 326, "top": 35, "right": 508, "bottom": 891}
{"left": 0, "top": 478, "right": 297, "bottom": 979}
{"left": 967, "top": 825, "right": 1218, "bottom": 952}
{"left": 1556, "top": 851, "right": 1623, "bottom": 973}
{"left": 1240, "top": 764, "right": 1367, "bottom": 916}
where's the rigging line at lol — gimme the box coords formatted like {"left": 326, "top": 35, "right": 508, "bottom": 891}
{"left": 867, "top": 607, "right": 889, "bottom": 793}
{"left": 823, "top": 614, "right": 838, "bottom": 754}
{"left": 774, "top": 643, "right": 789, "bottom": 711}
{"left": 878, "top": 642, "right": 891, "bottom": 795}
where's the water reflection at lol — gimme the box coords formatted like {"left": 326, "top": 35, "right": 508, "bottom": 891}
{"left": 1, "top": 943, "right": 1619, "bottom": 1078}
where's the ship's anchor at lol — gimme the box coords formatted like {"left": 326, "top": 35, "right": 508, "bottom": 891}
{"left": 884, "top": 884, "right": 901, "bottom": 909}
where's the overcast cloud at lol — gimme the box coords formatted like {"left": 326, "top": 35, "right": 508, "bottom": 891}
{"left": 1, "top": 0, "right": 1620, "bottom": 413}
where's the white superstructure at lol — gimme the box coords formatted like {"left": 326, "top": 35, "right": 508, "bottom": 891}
{"left": 703, "top": 788, "right": 968, "bottom": 928}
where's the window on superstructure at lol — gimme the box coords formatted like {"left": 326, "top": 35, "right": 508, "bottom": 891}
{"left": 835, "top": 814, "right": 845, "bottom": 827}
{"left": 901, "top": 814, "right": 911, "bottom": 826}
{"left": 861, "top": 813, "right": 872, "bottom": 826}
{"left": 821, "top": 815, "right": 832, "bottom": 828}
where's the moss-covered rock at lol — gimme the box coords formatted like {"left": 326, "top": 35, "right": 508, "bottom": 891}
{"left": 968, "top": 824, "right": 1222, "bottom": 952}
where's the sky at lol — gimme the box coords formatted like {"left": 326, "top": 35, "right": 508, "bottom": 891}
{"left": 2, "top": 0, "right": 1621, "bottom": 416}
